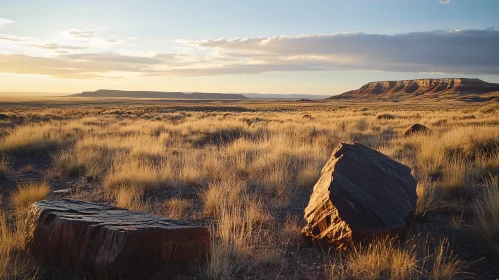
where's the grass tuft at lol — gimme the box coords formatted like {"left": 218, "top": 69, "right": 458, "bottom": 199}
{"left": 428, "top": 238, "right": 467, "bottom": 279}
{"left": 416, "top": 177, "right": 445, "bottom": 219}
{"left": 114, "top": 187, "right": 149, "bottom": 212}
{"left": 346, "top": 238, "right": 418, "bottom": 280}
{"left": 164, "top": 198, "right": 192, "bottom": 220}
{"left": 11, "top": 182, "right": 50, "bottom": 214}
{"left": 474, "top": 175, "right": 499, "bottom": 254}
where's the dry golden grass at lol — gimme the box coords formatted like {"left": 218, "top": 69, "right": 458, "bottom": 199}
{"left": 54, "top": 145, "right": 115, "bottom": 179}
{"left": 345, "top": 238, "right": 418, "bottom": 280}
{"left": 0, "top": 125, "right": 62, "bottom": 154}
{"left": 164, "top": 198, "right": 192, "bottom": 220}
{"left": 113, "top": 187, "right": 149, "bottom": 212}
{"left": 11, "top": 182, "right": 50, "bottom": 214}
{"left": 416, "top": 177, "right": 446, "bottom": 219}
{"left": 427, "top": 239, "right": 466, "bottom": 279}
{"left": 474, "top": 175, "right": 499, "bottom": 254}
{"left": 0, "top": 213, "right": 14, "bottom": 279}
{"left": 282, "top": 215, "right": 302, "bottom": 243}
{"left": 328, "top": 237, "right": 467, "bottom": 280}
{"left": 201, "top": 199, "right": 256, "bottom": 279}
{"left": 104, "top": 157, "right": 165, "bottom": 192}
{"left": 0, "top": 101, "right": 498, "bottom": 278}
{"left": 200, "top": 174, "right": 275, "bottom": 279}
{"left": 202, "top": 178, "right": 246, "bottom": 217}
{"left": 200, "top": 225, "right": 240, "bottom": 280}
{"left": 0, "top": 212, "right": 32, "bottom": 280}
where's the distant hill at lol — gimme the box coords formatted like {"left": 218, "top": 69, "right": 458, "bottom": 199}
{"left": 72, "top": 90, "right": 330, "bottom": 100}
{"left": 329, "top": 78, "right": 499, "bottom": 101}
{"left": 71, "top": 90, "right": 247, "bottom": 100}
{"left": 243, "top": 93, "right": 330, "bottom": 100}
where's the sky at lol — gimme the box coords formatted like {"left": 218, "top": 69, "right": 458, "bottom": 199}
{"left": 0, "top": 0, "right": 499, "bottom": 95}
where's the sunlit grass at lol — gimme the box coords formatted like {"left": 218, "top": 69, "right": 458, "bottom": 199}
{"left": 1, "top": 103, "right": 498, "bottom": 278}
{"left": 474, "top": 175, "right": 499, "bottom": 254}
{"left": 11, "top": 182, "right": 50, "bottom": 214}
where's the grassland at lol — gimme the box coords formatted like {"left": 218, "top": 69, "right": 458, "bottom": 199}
{"left": 0, "top": 98, "right": 498, "bottom": 279}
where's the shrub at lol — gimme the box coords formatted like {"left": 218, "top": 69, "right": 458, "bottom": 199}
{"left": 376, "top": 113, "right": 395, "bottom": 120}
{"left": 462, "top": 138, "right": 499, "bottom": 159}
{"left": 355, "top": 118, "right": 369, "bottom": 131}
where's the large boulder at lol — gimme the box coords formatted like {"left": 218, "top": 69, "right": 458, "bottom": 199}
{"left": 302, "top": 143, "right": 417, "bottom": 248}
{"left": 25, "top": 199, "right": 210, "bottom": 280}
{"left": 404, "top": 124, "right": 431, "bottom": 136}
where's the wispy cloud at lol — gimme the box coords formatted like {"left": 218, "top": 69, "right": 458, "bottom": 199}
{"left": 26, "top": 43, "right": 89, "bottom": 50}
{"left": 1, "top": 29, "right": 498, "bottom": 79}
{"left": 439, "top": 0, "right": 451, "bottom": 5}
{"left": 179, "top": 30, "right": 499, "bottom": 76}
{"left": 0, "top": 34, "right": 24, "bottom": 42}
{"left": 0, "top": 26, "right": 134, "bottom": 58}
{"left": 66, "top": 29, "right": 96, "bottom": 39}
{"left": 0, "top": 18, "right": 14, "bottom": 28}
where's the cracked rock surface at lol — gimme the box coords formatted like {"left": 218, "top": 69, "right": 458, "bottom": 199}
{"left": 25, "top": 199, "right": 210, "bottom": 280}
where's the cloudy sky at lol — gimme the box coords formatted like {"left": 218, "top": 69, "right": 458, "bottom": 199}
{"left": 1, "top": 0, "right": 498, "bottom": 95}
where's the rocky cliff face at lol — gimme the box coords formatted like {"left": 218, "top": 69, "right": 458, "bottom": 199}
{"left": 331, "top": 78, "right": 499, "bottom": 100}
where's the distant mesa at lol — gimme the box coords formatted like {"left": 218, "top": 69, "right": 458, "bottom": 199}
{"left": 71, "top": 89, "right": 248, "bottom": 100}
{"left": 329, "top": 78, "right": 499, "bottom": 101}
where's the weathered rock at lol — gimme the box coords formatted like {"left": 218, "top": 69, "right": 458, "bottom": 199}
{"left": 0, "top": 113, "right": 8, "bottom": 120}
{"left": 25, "top": 199, "right": 210, "bottom": 280}
{"left": 404, "top": 124, "right": 431, "bottom": 136}
{"left": 302, "top": 143, "right": 417, "bottom": 248}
